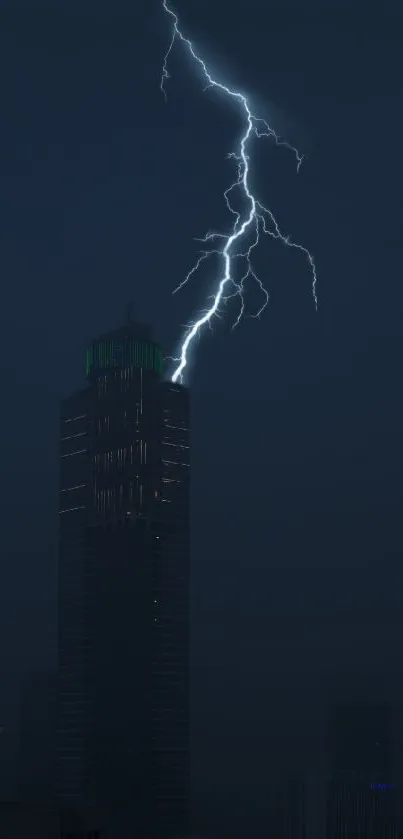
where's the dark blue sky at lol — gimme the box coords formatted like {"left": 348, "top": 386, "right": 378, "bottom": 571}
{"left": 1, "top": 0, "right": 403, "bottom": 833}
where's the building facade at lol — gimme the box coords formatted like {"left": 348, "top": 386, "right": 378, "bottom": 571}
{"left": 57, "top": 322, "right": 190, "bottom": 838}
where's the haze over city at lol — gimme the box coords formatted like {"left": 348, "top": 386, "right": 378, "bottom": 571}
{"left": 1, "top": 1, "right": 403, "bottom": 837}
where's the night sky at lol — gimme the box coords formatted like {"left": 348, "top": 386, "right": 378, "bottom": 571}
{"left": 1, "top": 0, "right": 403, "bottom": 835}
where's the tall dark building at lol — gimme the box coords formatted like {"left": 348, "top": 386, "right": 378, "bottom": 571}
{"left": 57, "top": 321, "right": 190, "bottom": 839}
{"left": 326, "top": 703, "right": 401, "bottom": 838}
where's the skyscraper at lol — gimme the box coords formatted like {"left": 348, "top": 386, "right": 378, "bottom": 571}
{"left": 57, "top": 321, "right": 190, "bottom": 839}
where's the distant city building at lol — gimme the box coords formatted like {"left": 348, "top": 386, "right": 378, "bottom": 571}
{"left": 268, "top": 778, "right": 307, "bottom": 839}
{"left": 56, "top": 320, "right": 190, "bottom": 838}
{"left": 326, "top": 703, "right": 401, "bottom": 838}
{"left": 0, "top": 802, "right": 99, "bottom": 839}
{"left": 59, "top": 804, "right": 100, "bottom": 839}
{"left": 0, "top": 721, "right": 17, "bottom": 801}
{"left": 0, "top": 802, "right": 58, "bottom": 839}
{"left": 18, "top": 670, "right": 56, "bottom": 805}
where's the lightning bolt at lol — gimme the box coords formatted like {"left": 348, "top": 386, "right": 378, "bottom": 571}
{"left": 161, "top": 0, "right": 317, "bottom": 384}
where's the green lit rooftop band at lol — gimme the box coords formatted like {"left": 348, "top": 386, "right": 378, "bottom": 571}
{"left": 86, "top": 339, "right": 163, "bottom": 377}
